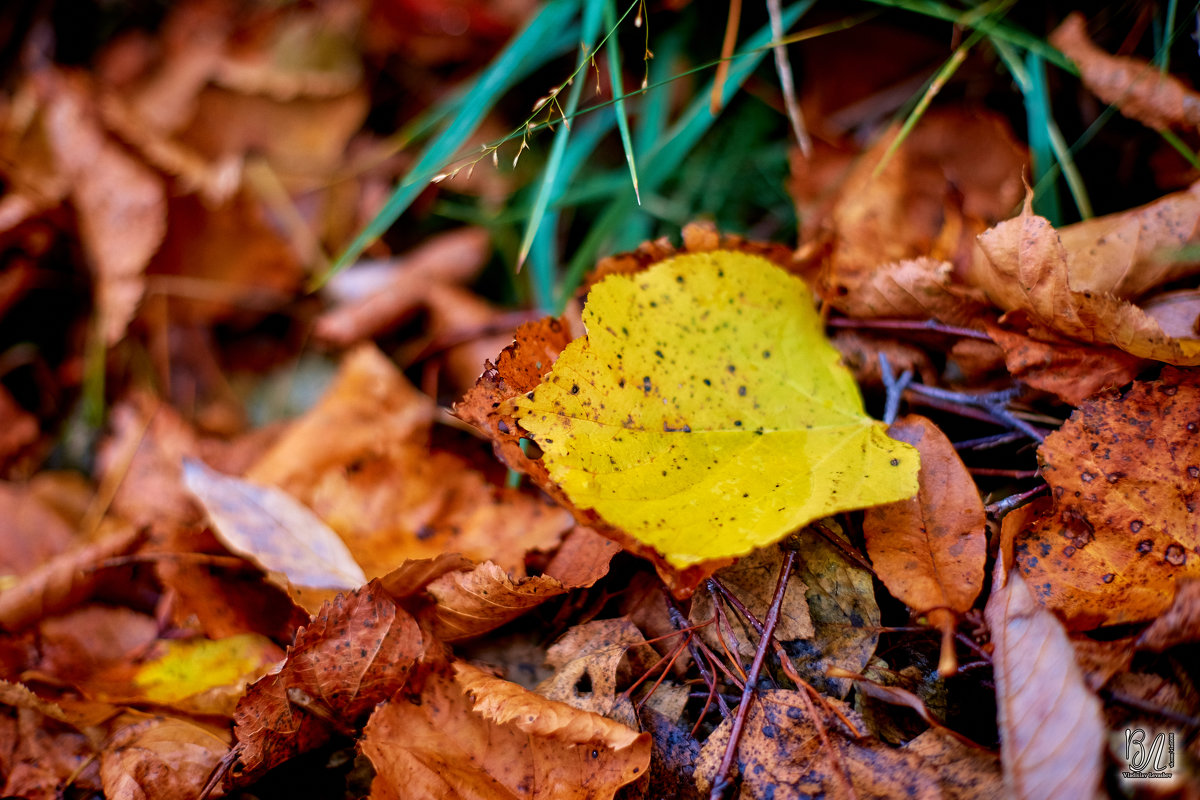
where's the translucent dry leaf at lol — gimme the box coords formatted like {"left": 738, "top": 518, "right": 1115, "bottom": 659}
{"left": 183, "top": 458, "right": 367, "bottom": 605}
{"left": 985, "top": 570, "right": 1104, "bottom": 800}
{"left": 512, "top": 251, "right": 919, "bottom": 567}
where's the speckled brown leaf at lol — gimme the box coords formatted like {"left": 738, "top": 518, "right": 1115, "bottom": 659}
{"left": 227, "top": 580, "right": 424, "bottom": 787}
{"left": 903, "top": 729, "right": 1002, "bottom": 800}
{"left": 971, "top": 190, "right": 1200, "bottom": 364}
{"left": 863, "top": 415, "right": 986, "bottom": 673}
{"left": 419, "top": 561, "right": 568, "bottom": 643}
{"left": 362, "top": 665, "right": 650, "bottom": 800}
{"left": 1051, "top": 13, "right": 1200, "bottom": 132}
{"left": 695, "top": 691, "right": 942, "bottom": 799}
{"left": 100, "top": 714, "right": 230, "bottom": 800}
{"left": 983, "top": 317, "right": 1145, "bottom": 405}
{"left": 985, "top": 570, "right": 1104, "bottom": 800}
{"left": 788, "top": 525, "right": 881, "bottom": 698}
{"left": 1012, "top": 368, "right": 1200, "bottom": 629}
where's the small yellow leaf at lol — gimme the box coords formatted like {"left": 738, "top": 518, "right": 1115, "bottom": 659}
{"left": 511, "top": 251, "right": 919, "bottom": 567}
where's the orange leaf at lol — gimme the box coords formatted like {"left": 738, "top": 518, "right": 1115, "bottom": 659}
{"left": 362, "top": 665, "right": 650, "bottom": 800}
{"left": 420, "top": 561, "right": 568, "bottom": 643}
{"left": 985, "top": 570, "right": 1104, "bottom": 800}
{"left": 863, "top": 415, "right": 985, "bottom": 674}
{"left": 1011, "top": 368, "right": 1200, "bottom": 629}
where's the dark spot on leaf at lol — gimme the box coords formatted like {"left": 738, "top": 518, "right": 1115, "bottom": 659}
{"left": 734, "top": 420, "right": 742, "bottom": 427}
{"left": 655, "top": 350, "right": 664, "bottom": 359}
{"left": 727, "top": 364, "right": 736, "bottom": 373}
{"left": 890, "top": 458, "right": 899, "bottom": 466}
{"left": 1189, "top": 466, "right": 1200, "bottom": 479}
{"left": 643, "top": 377, "right": 652, "bottom": 394}
{"left": 526, "top": 391, "right": 535, "bottom": 400}
{"left": 1102, "top": 573, "right": 1115, "bottom": 583}
{"left": 738, "top": 385, "right": 747, "bottom": 396}
{"left": 571, "top": 384, "right": 580, "bottom": 394}
{"left": 1130, "top": 520, "right": 1143, "bottom": 533}
{"left": 1137, "top": 539, "right": 1153, "bottom": 554}
{"left": 1080, "top": 471, "right": 1094, "bottom": 482}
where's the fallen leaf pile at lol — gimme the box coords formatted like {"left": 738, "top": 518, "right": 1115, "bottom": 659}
{"left": 2, "top": 5, "right": 1200, "bottom": 799}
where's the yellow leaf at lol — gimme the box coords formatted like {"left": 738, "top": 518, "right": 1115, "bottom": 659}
{"left": 511, "top": 251, "right": 919, "bottom": 567}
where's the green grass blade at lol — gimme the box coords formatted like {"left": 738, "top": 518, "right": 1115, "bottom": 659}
{"left": 862, "top": 0, "right": 1076, "bottom": 74}
{"left": 558, "top": 0, "right": 814, "bottom": 308}
{"left": 516, "top": 0, "right": 602, "bottom": 309}
{"left": 604, "top": 0, "right": 642, "bottom": 204}
{"left": 1023, "top": 52, "right": 1062, "bottom": 224}
{"left": 313, "top": 0, "right": 581, "bottom": 289}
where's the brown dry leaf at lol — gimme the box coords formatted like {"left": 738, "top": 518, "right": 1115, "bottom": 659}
{"left": 542, "top": 527, "right": 621, "bottom": 589}
{"left": 689, "top": 546, "right": 813, "bottom": 662}
{"left": 377, "top": 553, "right": 474, "bottom": 599}
{"left": 183, "top": 457, "right": 367, "bottom": 610}
{"left": 694, "top": 691, "right": 942, "bottom": 799}
{"left": 228, "top": 580, "right": 424, "bottom": 787}
{"left": 0, "top": 482, "right": 79, "bottom": 578}
{"left": 100, "top": 713, "right": 231, "bottom": 800}
{"left": 420, "top": 561, "right": 569, "bottom": 643}
{"left": 36, "top": 606, "right": 159, "bottom": 687}
{"left": 863, "top": 415, "right": 986, "bottom": 674}
{"left": 1011, "top": 368, "right": 1200, "bottom": 629}
{"left": 0, "top": 704, "right": 104, "bottom": 800}
{"left": 250, "top": 344, "right": 570, "bottom": 579}
{"left": 827, "top": 666, "right": 980, "bottom": 749}
{"left": 37, "top": 71, "right": 167, "bottom": 344}
{"left": 1137, "top": 579, "right": 1200, "bottom": 652}
{"left": 971, "top": 189, "right": 1200, "bottom": 364}
{"left": 983, "top": 318, "right": 1145, "bottom": 405}
{"left": 0, "top": 521, "right": 143, "bottom": 632}
{"left": 813, "top": 109, "right": 1026, "bottom": 320}
{"left": 363, "top": 664, "right": 650, "bottom": 800}
{"left": 535, "top": 618, "right": 648, "bottom": 728}
{"left": 985, "top": 570, "right": 1104, "bottom": 800}
{"left": 315, "top": 227, "right": 492, "bottom": 346}
{"left": 903, "top": 729, "right": 1002, "bottom": 800}
{"left": 1051, "top": 13, "right": 1200, "bottom": 132}
{"left": 145, "top": 190, "right": 301, "bottom": 327}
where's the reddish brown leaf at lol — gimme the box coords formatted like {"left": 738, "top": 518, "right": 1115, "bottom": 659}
{"left": 100, "top": 714, "right": 231, "bottom": 800}
{"left": 1051, "top": 13, "right": 1200, "bottom": 132}
{"left": 420, "top": 561, "right": 568, "bottom": 643}
{"left": 0, "top": 521, "right": 144, "bottom": 632}
{"left": 1011, "top": 368, "right": 1200, "bottom": 629}
{"left": 985, "top": 570, "right": 1104, "bottom": 800}
{"left": 363, "top": 664, "right": 650, "bottom": 800}
{"left": 863, "top": 415, "right": 987, "bottom": 673}
{"left": 0, "top": 482, "right": 78, "bottom": 577}
{"left": 542, "top": 527, "right": 621, "bottom": 589}
{"left": 228, "top": 580, "right": 424, "bottom": 787}
{"left": 903, "top": 729, "right": 1002, "bottom": 800}
{"left": 983, "top": 318, "right": 1146, "bottom": 405}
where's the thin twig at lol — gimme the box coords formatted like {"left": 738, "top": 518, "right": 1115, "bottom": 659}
{"left": 954, "top": 431, "right": 1025, "bottom": 450}
{"left": 709, "top": 548, "right": 796, "bottom": 799}
{"left": 985, "top": 483, "right": 1049, "bottom": 518}
{"left": 878, "top": 352, "right": 912, "bottom": 426}
{"left": 663, "top": 588, "right": 733, "bottom": 717}
{"left": 826, "top": 317, "right": 992, "bottom": 341}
